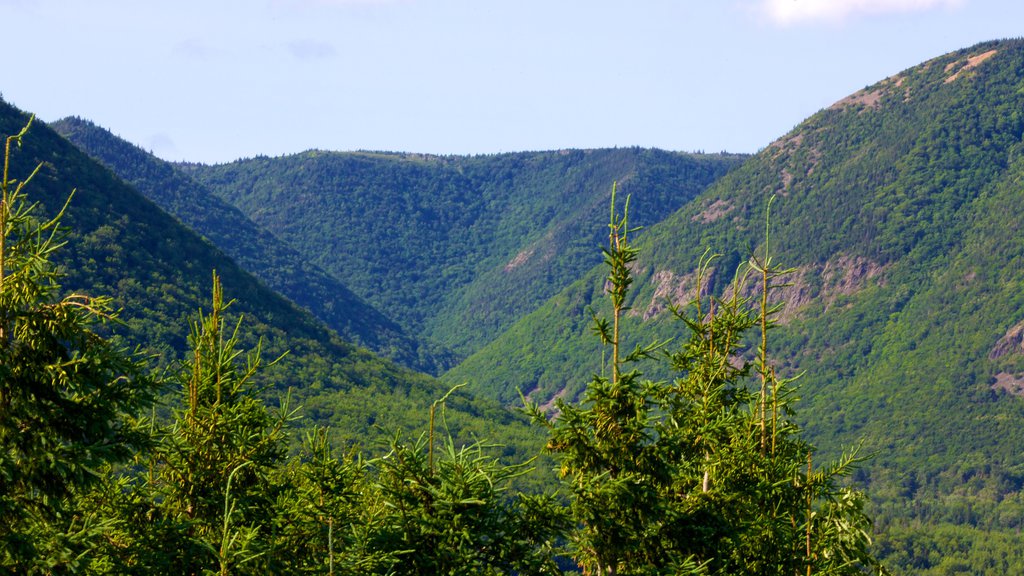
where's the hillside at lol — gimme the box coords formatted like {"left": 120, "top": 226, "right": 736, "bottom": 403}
{"left": 0, "top": 98, "right": 542, "bottom": 461}
{"left": 181, "top": 147, "right": 745, "bottom": 358}
{"left": 447, "top": 39, "right": 1024, "bottom": 573}
{"left": 49, "top": 117, "right": 448, "bottom": 374}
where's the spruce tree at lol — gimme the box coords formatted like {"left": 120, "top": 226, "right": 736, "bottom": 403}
{"left": 140, "top": 274, "right": 295, "bottom": 574}
{"left": 528, "top": 189, "right": 884, "bottom": 575}
{"left": 0, "top": 118, "right": 156, "bottom": 569}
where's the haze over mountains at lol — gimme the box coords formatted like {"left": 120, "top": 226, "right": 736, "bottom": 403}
{"left": 8, "top": 36, "right": 1024, "bottom": 573}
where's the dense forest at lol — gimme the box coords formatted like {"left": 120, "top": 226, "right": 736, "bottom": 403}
{"left": 0, "top": 99, "right": 543, "bottom": 469}
{"left": 178, "top": 147, "right": 744, "bottom": 360}
{"left": 5, "top": 37, "right": 1024, "bottom": 574}
{"left": 50, "top": 117, "right": 446, "bottom": 374}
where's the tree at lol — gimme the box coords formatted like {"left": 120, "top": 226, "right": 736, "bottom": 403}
{"left": 0, "top": 117, "right": 156, "bottom": 569}
{"left": 127, "top": 273, "right": 296, "bottom": 574}
{"left": 528, "top": 188, "right": 884, "bottom": 575}
{"left": 368, "top": 422, "right": 568, "bottom": 575}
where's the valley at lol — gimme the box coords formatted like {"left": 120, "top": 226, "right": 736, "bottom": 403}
{"left": 5, "top": 37, "right": 1024, "bottom": 574}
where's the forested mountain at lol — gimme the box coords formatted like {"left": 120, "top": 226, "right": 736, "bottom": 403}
{"left": 0, "top": 102, "right": 881, "bottom": 574}
{"left": 12, "top": 33, "right": 1024, "bottom": 573}
{"left": 50, "top": 117, "right": 448, "bottom": 374}
{"left": 448, "top": 38, "right": 1024, "bottom": 573}
{"left": 180, "top": 147, "right": 744, "bottom": 358}
{"left": 0, "top": 98, "right": 540, "bottom": 457}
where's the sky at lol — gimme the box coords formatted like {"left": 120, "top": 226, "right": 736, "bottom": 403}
{"left": 2, "top": 0, "right": 1022, "bottom": 163}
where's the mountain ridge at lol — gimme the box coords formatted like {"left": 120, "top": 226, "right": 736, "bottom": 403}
{"left": 180, "top": 146, "right": 746, "bottom": 359}
{"left": 443, "top": 38, "right": 1024, "bottom": 571}
{"left": 50, "top": 116, "right": 450, "bottom": 374}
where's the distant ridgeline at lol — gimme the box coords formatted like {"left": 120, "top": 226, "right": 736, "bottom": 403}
{"left": 448, "top": 38, "right": 1024, "bottom": 573}
{"left": 178, "top": 147, "right": 745, "bottom": 361}
{"left": 58, "top": 118, "right": 744, "bottom": 372}
{"left": 3, "top": 103, "right": 880, "bottom": 575}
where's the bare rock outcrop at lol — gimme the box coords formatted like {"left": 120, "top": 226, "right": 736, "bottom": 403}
{"left": 990, "top": 320, "right": 1024, "bottom": 360}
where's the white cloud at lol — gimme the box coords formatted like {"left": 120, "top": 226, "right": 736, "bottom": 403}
{"left": 756, "top": 0, "right": 965, "bottom": 25}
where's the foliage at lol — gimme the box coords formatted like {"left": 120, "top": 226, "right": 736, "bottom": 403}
{"left": 0, "top": 114, "right": 563, "bottom": 567}
{"left": 368, "top": 428, "right": 569, "bottom": 575}
{"left": 0, "top": 97, "right": 545, "bottom": 474}
{"left": 141, "top": 274, "right": 294, "bottom": 573}
{"left": 0, "top": 117, "right": 157, "bottom": 570}
{"left": 10, "top": 36, "right": 1024, "bottom": 574}
{"left": 61, "top": 278, "right": 563, "bottom": 575}
{"left": 1, "top": 100, "right": 903, "bottom": 574}
{"left": 527, "top": 190, "right": 883, "bottom": 574}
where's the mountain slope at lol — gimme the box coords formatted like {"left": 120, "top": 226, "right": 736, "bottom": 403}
{"left": 49, "top": 117, "right": 448, "bottom": 374}
{"left": 181, "top": 147, "right": 745, "bottom": 358}
{"left": 0, "top": 98, "right": 541, "bottom": 460}
{"left": 446, "top": 39, "right": 1024, "bottom": 571}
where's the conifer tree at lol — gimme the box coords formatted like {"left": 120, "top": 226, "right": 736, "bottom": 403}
{"left": 367, "top": 392, "right": 568, "bottom": 575}
{"left": 0, "top": 118, "right": 156, "bottom": 569}
{"left": 268, "top": 427, "right": 397, "bottom": 575}
{"left": 528, "top": 185, "right": 689, "bottom": 575}
{"left": 139, "top": 273, "right": 296, "bottom": 574}
{"left": 528, "top": 188, "right": 884, "bottom": 575}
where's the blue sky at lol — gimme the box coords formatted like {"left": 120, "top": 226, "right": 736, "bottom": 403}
{"left": 2, "top": 0, "right": 1022, "bottom": 163}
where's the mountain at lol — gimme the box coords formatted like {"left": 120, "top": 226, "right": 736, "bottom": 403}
{"left": 180, "top": 147, "right": 745, "bottom": 359}
{"left": 49, "top": 117, "right": 448, "bottom": 374}
{"left": 0, "top": 98, "right": 541, "bottom": 462}
{"left": 446, "top": 38, "right": 1024, "bottom": 572}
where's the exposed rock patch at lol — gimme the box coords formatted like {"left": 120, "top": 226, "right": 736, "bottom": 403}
{"left": 831, "top": 88, "right": 884, "bottom": 111}
{"left": 639, "top": 254, "right": 886, "bottom": 324}
{"left": 770, "top": 132, "right": 804, "bottom": 154}
{"left": 831, "top": 73, "right": 918, "bottom": 111}
{"left": 721, "top": 265, "right": 815, "bottom": 323}
{"left": 768, "top": 130, "right": 821, "bottom": 192}
{"left": 895, "top": 75, "right": 912, "bottom": 103}
{"left": 992, "top": 372, "right": 1024, "bottom": 396}
{"left": 636, "top": 268, "right": 713, "bottom": 320}
{"left": 806, "top": 147, "right": 822, "bottom": 170}
{"left": 945, "top": 49, "right": 998, "bottom": 84}
{"left": 778, "top": 267, "right": 817, "bottom": 321}
{"left": 820, "top": 255, "right": 886, "bottom": 310}
{"left": 990, "top": 320, "right": 1024, "bottom": 360}
{"left": 692, "top": 199, "right": 734, "bottom": 223}
{"left": 780, "top": 168, "right": 794, "bottom": 191}
{"left": 538, "top": 388, "right": 568, "bottom": 415}
{"left": 504, "top": 247, "right": 535, "bottom": 272}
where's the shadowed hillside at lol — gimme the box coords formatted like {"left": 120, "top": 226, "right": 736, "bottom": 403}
{"left": 51, "top": 116, "right": 450, "bottom": 374}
